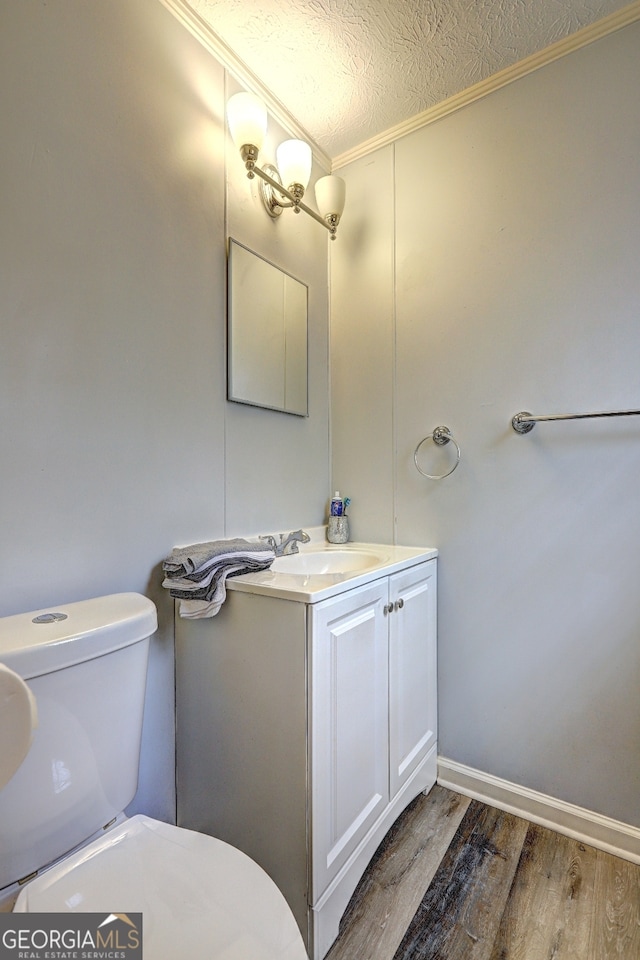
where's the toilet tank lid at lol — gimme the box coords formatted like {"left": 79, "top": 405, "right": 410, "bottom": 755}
{"left": 0, "top": 593, "right": 158, "bottom": 680}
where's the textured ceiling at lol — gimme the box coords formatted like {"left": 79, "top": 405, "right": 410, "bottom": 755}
{"left": 188, "top": 0, "right": 630, "bottom": 159}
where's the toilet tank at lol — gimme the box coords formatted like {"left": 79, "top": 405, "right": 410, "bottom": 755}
{"left": 0, "top": 593, "right": 157, "bottom": 892}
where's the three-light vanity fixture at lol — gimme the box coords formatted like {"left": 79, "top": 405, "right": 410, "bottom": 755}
{"left": 227, "top": 92, "right": 346, "bottom": 240}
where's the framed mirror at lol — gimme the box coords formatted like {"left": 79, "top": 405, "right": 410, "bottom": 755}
{"left": 227, "top": 239, "right": 308, "bottom": 416}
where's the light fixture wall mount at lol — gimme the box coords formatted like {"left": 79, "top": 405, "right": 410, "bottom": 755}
{"left": 227, "top": 92, "right": 345, "bottom": 240}
{"left": 259, "top": 164, "right": 290, "bottom": 218}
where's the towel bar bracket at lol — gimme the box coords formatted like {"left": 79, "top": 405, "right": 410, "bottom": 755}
{"left": 512, "top": 412, "right": 536, "bottom": 434}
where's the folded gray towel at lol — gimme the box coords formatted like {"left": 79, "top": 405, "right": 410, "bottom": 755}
{"left": 162, "top": 538, "right": 275, "bottom": 616}
{"left": 163, "top": 538, "right": 273, "bottom": 578}
{"left": 165, "top": 556, "right": 273, "bottom": 600}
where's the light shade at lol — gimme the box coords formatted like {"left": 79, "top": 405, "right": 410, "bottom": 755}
{"left": 315, "top": 175, "right": 346, "bottom": 219}
{"left": 276, "top": 139, "right": 312, "bottom": 193}
{"left": 226, "top": 92, "right": 267, "bottom": 151}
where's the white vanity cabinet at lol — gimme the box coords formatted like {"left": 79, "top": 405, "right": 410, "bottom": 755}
{"left": 175, "top": 549, "right": 437, "bottom": 960}
{"left": 310, "top": 561, "right": 437, "bottom": 905}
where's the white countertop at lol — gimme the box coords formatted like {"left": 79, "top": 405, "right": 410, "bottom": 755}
{"left": 227, "top": 540, "right": 438, "bottom": 604}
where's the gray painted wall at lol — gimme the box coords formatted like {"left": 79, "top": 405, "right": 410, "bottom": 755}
{"left": 4, "top": 0, "right": 637, "bottom": 840}
{"left": 332, "top": 22, "right": 640, "bottom": 827}
{"left": 1, "top": 0, "right": 329, "bottom": 823}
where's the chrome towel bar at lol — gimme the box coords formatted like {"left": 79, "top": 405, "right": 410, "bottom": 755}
{"left": 512, "top": 409, "right": 640, "bottom": 434}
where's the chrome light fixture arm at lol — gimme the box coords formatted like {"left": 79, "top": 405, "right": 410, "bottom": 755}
{"left": 244, "top": 160, "right": 339, "bottom": 239}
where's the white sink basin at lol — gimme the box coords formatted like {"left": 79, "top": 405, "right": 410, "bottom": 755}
{"left": 271, "top": 549, "right": 385, "bottom": 576}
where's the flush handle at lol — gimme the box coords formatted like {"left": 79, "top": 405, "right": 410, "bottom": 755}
{"left": 32, "top": 612, "right": 68, "bottom": 624}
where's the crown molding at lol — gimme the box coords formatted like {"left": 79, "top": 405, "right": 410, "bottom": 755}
{"left": 160, "top": 0, "right": 640, "bottom": 173}
{"left": 158, "top": 0, "right": 332, "bottom": 172}
{"left": 332, "top": 0, "right": 640, "bottom": 170}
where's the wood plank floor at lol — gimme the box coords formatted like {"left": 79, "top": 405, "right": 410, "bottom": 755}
{"left": 326, "top": 785, "right": 640, "bottom": 960}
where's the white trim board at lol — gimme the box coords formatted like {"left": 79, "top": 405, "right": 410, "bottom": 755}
{"left": 438, "top": 757, "right": 640, "bottom": 866}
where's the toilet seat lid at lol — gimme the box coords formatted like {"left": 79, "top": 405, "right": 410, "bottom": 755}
{"left": 14, "top": 815, "right": 307, "bottom": 960}
{"left": 0, "top": 663, "right": 38, "bottom": 790}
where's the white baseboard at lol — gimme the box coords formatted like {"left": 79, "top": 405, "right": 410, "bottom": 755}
{"left": 437, "top": 757, "right": 640, "bottom": 865}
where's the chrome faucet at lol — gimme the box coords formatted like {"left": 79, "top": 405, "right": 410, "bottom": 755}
{"left": 280, "top": 528, "right": 311, "bottom": 555}
{"left": 260, "top": 529, "right": 310, "bottom": 556}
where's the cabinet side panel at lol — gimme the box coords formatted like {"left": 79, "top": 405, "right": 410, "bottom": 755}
{"left": 175, "top": 593, "right": 309, "bottom": 940}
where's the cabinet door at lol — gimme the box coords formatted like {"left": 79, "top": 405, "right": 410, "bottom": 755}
{"left": 309, "top": 580, "right": 389, "bottom": 901}
{"left": 389, "top": 560, "right": 437, "bottom": 798}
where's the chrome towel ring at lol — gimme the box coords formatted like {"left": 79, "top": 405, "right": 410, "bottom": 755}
{"left": 414, "top": 426, "right": 461, "bottom": 480}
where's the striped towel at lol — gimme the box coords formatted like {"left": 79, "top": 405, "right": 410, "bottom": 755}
{"left": 162, "top": 538, "right": 274, "bottom": 618}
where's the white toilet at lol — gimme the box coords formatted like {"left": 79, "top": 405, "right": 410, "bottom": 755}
{"left": 0, "top": 593, "right": 307, "bottom": 960}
